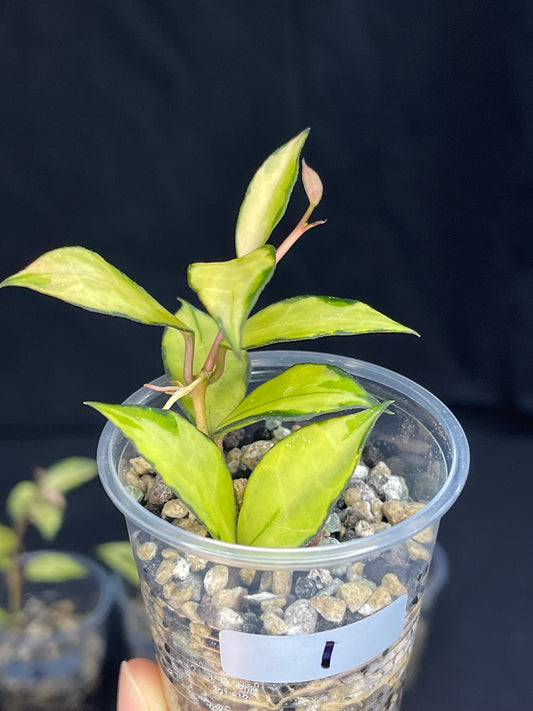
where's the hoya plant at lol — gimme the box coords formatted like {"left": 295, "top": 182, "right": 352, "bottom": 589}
{"left": 0, "top": 457, "right": 98, "bottom": 617}
{"left": 1, "top": 130, "right": 416, "bottom": 548}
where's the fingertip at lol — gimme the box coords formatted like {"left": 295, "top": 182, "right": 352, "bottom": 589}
{"left": 118, "top": 659, "right": 168, "bottom": 711}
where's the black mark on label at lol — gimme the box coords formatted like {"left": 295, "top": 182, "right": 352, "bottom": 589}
{"left": 321, "top": 640, "right": 335, "bottom": 669}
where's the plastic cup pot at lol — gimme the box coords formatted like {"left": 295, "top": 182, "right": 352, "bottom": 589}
{"left": 0, "top": 551, "right": 114, "bottom": 711}
{"left": 114, "top": 575, "right": 155, "bottom": 660}
{"left": 97, "top": 351, "right": 469, "bottom": 711}
{"left": 404, "top": 543, "right": 450, "bottom": 688}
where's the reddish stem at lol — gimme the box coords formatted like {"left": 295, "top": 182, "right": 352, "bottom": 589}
{"left": 204, "top": 330, "right": 224, "bottom": 373}
{"left": 182, "top": 331, "right": 195, "bottom": 384}
{"left": 276, "top": 203, "right": 326, "bottom": 263}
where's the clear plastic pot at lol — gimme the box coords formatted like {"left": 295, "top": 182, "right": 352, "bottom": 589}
{"left": 115, "top": 575, "right": 155, "bottom": 660}
{"left": 404, "top": 543, "right": 450, "bottom": 687}
{"left": 97, "top": 351, "right": 469, "bottom": 711}
{"left": 0, "top": 551, "right": 114, "bottom": 711}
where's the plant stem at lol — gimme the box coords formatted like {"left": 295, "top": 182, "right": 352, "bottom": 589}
{"left": 276, "top": 204, "right": 326, "bottom": 263}
{"left": 7, "top": 559, "right": 23, "bottom": 614}
{"left": 182, "top": 331, "right": 195, "bottom": 384}
{"left": 189, "top": 330, "right": 226, "bottom": 436}
{"left": 190, "top": 378, "right": 209, "bottom": 434}
{"left": 208, "top": 345, "right": 227, "bottom": 385}
{"left": 7, "top": 520, "right": 27, "bottom": 614}
{"left": 204, "top": 330, "right": 224, "bottom": 373}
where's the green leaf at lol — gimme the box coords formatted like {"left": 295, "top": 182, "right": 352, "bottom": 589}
{"left": 86, "top": 403, "right": 237, "bottom": 542}
{"left": 6, "top": 481, "right": 37, "bottom": 523}
{"left": 188, "top": 246, "right": 276, "bottom": 354}
{"left": 0, "top": 247, "right": 190, "bottom": 332}
{"left": 242, "top": 296, "right": 419, "bottom": 349}
{"left": 28, "top": 497, "right": 65, "bottom": 541}
{"left": 97, "top": 541, "right": 139, "bottom": 587}
{"left": 0, "top": 525, "right": 18, "bottom": 558}
{"left": 162, "top": 300, "right": 250, "bottom": 432}
{"left": 0, "top": 558, "right": 13, "bottom": 572}
{"left": 216, "top": 363, "right": 378, "bottom": 435}
{"left": 235, "top": 129, "right": 309, "bottom": 257}
{"left": 23, "top": 552, "right": 88, "bottom": 583}
{"left": 237, "top": 402, "right": 390, "bottom": 547}
{"left": 41, "top": 457, "right": 97, "bottom": 493}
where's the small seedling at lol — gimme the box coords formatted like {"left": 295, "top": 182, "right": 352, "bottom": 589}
{"left": 1, "top": 130, "right": 417, "bottom": 548}
{"left": 0, "top": 457, "right": 98, "bottom": 617}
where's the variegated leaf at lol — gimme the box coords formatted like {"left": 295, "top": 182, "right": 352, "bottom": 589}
{"left": 237, "top": 402, "right": 390, "bottom": 547}
{"left": 1, "top": 247, "right": 190, "bottom": 331}
{"left": 188, "top": 246, "right": 276, "bottom": 354}
{"left": 86, "top": 402, "right": 237, "bottom": 542}
{"left": 235, "top": 129, "right": 309, "bottom": 257}
{"left": 242, "top": 296, "right": 418, "bottom": 349}
{"left": 216, "top": 363, "right": 377, "bottom": 434}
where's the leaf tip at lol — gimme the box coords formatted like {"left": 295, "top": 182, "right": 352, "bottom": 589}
{"left": 0, "top": 272, "right": 30, "bottom": 289}
{"left": 290, "top": 127, "right": 311, "bottom": 155}
{"left": 397, "top": 325, "right": 420, "bottom": 338}
{"left": 379, "top": 399, "right": 395, "bottom": 416}
{"left": 84, "top": 401, "right": 106, "bottom": 416}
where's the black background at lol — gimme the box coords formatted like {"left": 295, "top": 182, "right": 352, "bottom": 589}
{"left": 1, "top": 2, "right": 532, "bottom": 709}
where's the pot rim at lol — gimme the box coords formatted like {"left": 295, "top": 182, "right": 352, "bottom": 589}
{"left": 97, "top": 350, "right": 470, "bottom": 568}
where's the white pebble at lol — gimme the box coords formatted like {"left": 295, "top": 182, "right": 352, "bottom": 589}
{"left": 351, "top": 463, "right": 370, "bottom": 481}
{"left": 272, "top": 426, "right": 292, "bottom": 441}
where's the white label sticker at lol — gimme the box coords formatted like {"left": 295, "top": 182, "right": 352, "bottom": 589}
{"left": 220, "top": 594, "right": 407, "bottom": 683}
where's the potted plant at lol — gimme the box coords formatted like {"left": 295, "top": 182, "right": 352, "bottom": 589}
{"left": 1, "top": 131, "right": 469, "bottom": 711}
{"left": 0, "top": 457, "right": 114, "bottom": 711}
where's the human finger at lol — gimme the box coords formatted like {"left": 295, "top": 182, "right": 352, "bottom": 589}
{"left": 117, "top": 658, "right": 169, "bottom": 711}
